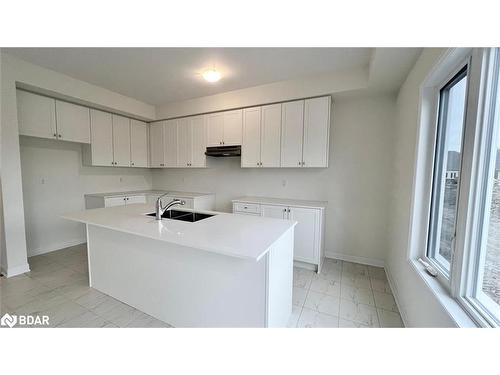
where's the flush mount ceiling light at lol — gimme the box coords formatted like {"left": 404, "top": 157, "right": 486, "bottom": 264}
{"left": 202, "top": 69, "right": 221, "bottom": 83}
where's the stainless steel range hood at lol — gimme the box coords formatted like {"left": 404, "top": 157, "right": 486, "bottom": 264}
{"left": 205, "top": 145, "right": 241, "bottom": 157}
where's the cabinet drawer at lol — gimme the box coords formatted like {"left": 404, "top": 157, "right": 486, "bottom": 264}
{"left": 233, "top": 202, "right": 261, "bottom": 214}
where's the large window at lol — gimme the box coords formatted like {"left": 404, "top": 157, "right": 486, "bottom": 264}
{"left": 464, "top": 50, "right": 500, "bottom": 326}
{"left": 428, "top": 67, "right": 468, "bottom": 275}
{"left": 419, "top": 48, "right": 500, "bottom": 327}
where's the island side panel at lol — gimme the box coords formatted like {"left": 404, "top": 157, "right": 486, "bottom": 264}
{"left": 265, "top": 227, "right": 294, "bottom": 327}
{"left": 86, "top": 224, "right": 267, "bottom": 327}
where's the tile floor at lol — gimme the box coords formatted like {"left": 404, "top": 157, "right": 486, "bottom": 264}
{"left": 0, "top": 244, "right": 171, "bottom": 328}
{"left": 1, "top": 244, "right": 403, "bottom": 328}
{"left": 289, "top": 258, "right": 404, "bottom": 327}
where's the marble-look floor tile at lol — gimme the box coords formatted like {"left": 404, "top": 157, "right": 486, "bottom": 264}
{"left": 293, "top": 268, "right": 314, "bottom": 289}
{"left": 297, "top": 307, "right": 339, "bottom": 328}
{"left": 322, "top": 258, "right": 342, "bottom": 273}
{"left": 343, "top": 261, "right": 369, "bottom": 276}
{"left": 339, "top": 299, "right": 380, "bottom": 327}
{"left": 53, "top": 279, "right": 90, "bottom": 300}
{"left": 338, "top": 318, "right": 370, "bottom": 328}
{"left": 292, "top": 287, "right": 308, "bottom": 307}
{"left": 14, "top": 290, "right": 68, "bottom": 315}
{"left": 370, "top": 278, "right": 392, "bottom": 294}
{"left": 304, "top": 291, "right": 340, "bottom": 317}
{"left": 340, "top": 284, "right": 375, "bottom": 306}
{"left": 378, "top": 309, "right": 404, "bottom": 327}
{"left": 367, "top": 266, "right": 387, "bottom": 280}
{"left": 57, "top": 310, "right": 109, "bottom": 328}
{"left": 373, "top": 291, "right": 398, "bottom": 312}
{"left": 1, "top": 275, "right": 45, "bottom": 297}
{"left": 126, "top": 312, "right": 171, "bottom": 328}
{"left": 341, "top": 271, "right": 371, "bottom": 290}
{"left": 310, "top": 276, "right": 341, "bottom": 297}
{"left": 42, "top": 300, "right": 89, "bottom": 327}
{"left": 287, "top": 306, "right": 301, "bottom": 328}
{"left": 74, "top": 289, "right": 109, "bottom": 309}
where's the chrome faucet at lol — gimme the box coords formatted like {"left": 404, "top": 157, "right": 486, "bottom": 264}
{"left": 155, "top": 193, "right": 185, "bottom": 220}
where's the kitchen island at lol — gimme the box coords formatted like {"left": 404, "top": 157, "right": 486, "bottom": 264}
{"left": 63, "top": 203, "right": 295, "bottom": 327}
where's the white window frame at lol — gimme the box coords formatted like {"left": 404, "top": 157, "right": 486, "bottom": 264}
{"left": 427, "top": 63, "right": 469, "bottom": 278}
{"left": 407, "top": 48, "right": 500, "bottom": 327}
{"left": 456, "top": 48, "right": 500, "bottom": 327}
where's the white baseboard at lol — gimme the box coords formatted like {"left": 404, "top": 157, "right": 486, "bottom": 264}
{"left": 28, "top": 238, "right": 86, "bottom": 257}
{"left": 384, "top": 265, "right": 409, "bottom": 327}
{"left": 325, "top": 251, "right": 385, "bottom": 267}
{"left": 1, "top": 262, "right": 30, "bottom": 278}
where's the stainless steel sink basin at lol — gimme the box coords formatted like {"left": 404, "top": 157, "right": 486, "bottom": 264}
{"left": 146, "top": 210, "right": 214, "bottom": 222}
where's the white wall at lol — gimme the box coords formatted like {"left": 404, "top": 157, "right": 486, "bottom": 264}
{"left": 19, "top": 136, "right": 152, "bottom": 256}
{"left": 386, "top": 48, "right": 456, "bottom": 327}
{"left": 152, "top": 94, "right": 396, "bottom": 265}
{"left": 0, "top": 52, "right": 155, "bottom": 276}
{"left": 156, "top": 67, "right": 368, "bottom": 119}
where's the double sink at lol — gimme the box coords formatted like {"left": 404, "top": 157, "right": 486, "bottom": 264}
{"left": 146, "top": 209, "right": 214, "bottom": 222}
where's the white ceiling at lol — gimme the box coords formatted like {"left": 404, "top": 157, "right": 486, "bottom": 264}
{"left": 5, "top": 48, "right": 374, "bottom": 105}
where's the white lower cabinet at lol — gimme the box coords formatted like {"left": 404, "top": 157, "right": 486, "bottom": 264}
{"left": 232, "top": 198, "right": 325, "bottom": 271}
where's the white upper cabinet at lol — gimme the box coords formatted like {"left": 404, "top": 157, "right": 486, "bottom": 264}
{"left": 242, "top": 104, "right": 281, "bottom": 168}
{"left": 223, "top": 109, "right": 243, "bottom": 146}
{"left": 88, "top": 109, "right": 114, "bottom": 167}
{"left": 17, "top": 90, "right": 57, "bottom": 139}
{"left": 207, "top": 109, "right": 242, "bottom": 146}
{"left": 177, "top": 115, "right": 206, "bottom": 168}
{"left": 260, "top": 103, "right": 281, "bottom": 167}
{"left": 241, "top": 107, "right": 262, "bottom": 168}
{"left": 149, "top": 121, "right": 165, "bottom": 167}
{"left": 177, "top": 117, "right": 191, "bottom": 167}
{"left": 112, "top": 115, "right": 131, "bottom": 167}
{"left": 55, "top": 100, "right": 91, "bottom": 143}
{"left": 207, "top": 112, "right": 224, "bottom": 146}
{"left": 281, "top": 100, "right": 304, "bottom": 167}
{"left": 130, "top": 119, "right": 149, "bottom": 168}
{"left": 164, "top": 120, "right": 178, "bottom": 167}
{"left": 303, "top": 96, "right": 330, "bottom": 167}
{"left": 280, "top": 97, "right": 330, "bottom": 168}
{"left": 191, "top": 115, "right": 207, "bottom": 168}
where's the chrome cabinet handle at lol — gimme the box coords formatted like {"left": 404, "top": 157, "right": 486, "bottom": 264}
{"left": 53, "top": 133, "right": 57, "bottom": 137}
{"left": 131, "top": 162, "right": 134, "bottom": 166}
{"left": 58, "top": 134, "right": 62, "bottom": 138}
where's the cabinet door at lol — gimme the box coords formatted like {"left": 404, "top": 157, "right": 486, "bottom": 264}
{"left": 191, "top": 115, "right": 207, "bottom": 168}
{"left": 260, "top": 103, "right": 281, "bottom": 167}
{"left": 90, "top": 109, "right": 114, "bottom": 167}
{"left": 303, "top": 97, "right": 330, "bottom": 167}
{"left": 177, "top": 117, "right": 192, "bottom": 167}
{"left": 288, "top": 207, "right": 319, "bottom": 263}
{"left": 164, "top": 120, "right": 178, "bottom": 167}
{"left": 130, "top": 119, "right": 149, "bottom": 167}
{"left": 104, "top": 196, "right": 127, "bottom": 207}
{"left": 126, "top": 195, "right": 147, "bottom": 205}
{"left": 261, "top": 204, "right": 287, "bottom": 220}
{"left": 281, "top": 100, "right": 304, "bottom": 167}
{"left": 17, "top": 90, "right": 57, "bottom": 139}
{"left": 241, "top": 107, "right": 261, "bottom": 168}
{"left": 207, "top": 112, "right": 224, "bottom": 146}
{"left": 112, "top": 115, "right": 131, "bottom": 167}
{"left": 55, "top": 100, "right": 90, "bottom": 143}
{"left": 223, "top": 109, "right": 243, "bottom": 146}
{"left": 149, "top": 121, "right": 165, "bottom": 167}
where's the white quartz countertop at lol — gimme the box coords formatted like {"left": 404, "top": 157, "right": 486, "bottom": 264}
{"left": 232, "top": 196, "right": 327, "bottom": 209}
{"left": 85, "top": 190, "right": 214, "bottom": 199}
{"left": 62, "top": 204, "right": 296, "bottom": 262}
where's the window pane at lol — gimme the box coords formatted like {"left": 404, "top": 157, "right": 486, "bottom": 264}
{"left": 474, "top": 59, "right": 500, "bottom": 321}
{"left": 428, "top": 68, "right": 468, "bottom": 273}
